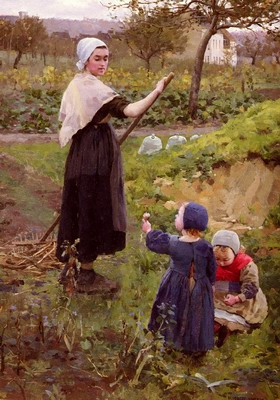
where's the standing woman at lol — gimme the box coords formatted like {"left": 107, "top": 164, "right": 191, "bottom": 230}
{"left": 56, "top": 37, "right": 166, "bottom": 293}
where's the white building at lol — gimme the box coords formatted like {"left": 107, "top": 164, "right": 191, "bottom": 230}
{"left": 19, "top": 11, "right": 28, "bottom": 19}
{"left": 203, "top": 30, "right": 237, "bottom": 67}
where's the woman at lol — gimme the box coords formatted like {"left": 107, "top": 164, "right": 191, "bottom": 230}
{"left": 56, "top": 37, "right": 166, "bottom": 294}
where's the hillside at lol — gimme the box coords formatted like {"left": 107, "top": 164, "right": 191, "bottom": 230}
{"left": 0, "top": 15, "right": 121, "bottom": 38}
{"left": 43, "top": 17, "right": 121, "bottom": 38}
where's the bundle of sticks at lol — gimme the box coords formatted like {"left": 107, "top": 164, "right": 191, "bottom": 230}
{"left": 0, "top": 239, "right": 61, "bottom": 274}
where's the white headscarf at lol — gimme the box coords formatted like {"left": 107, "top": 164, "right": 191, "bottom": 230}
{"left": 76, "top": 37, "right": 108, "bottom": 70}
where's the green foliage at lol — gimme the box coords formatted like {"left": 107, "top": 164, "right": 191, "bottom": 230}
{"left": 0, "top": 142, "right": 67, "bottom": 184}
{"left": 241, "top": 229, "right": 280, "bottom": 342}
{"left": 0, "top": 84, "right": 279, "bottom": 398}
{"left": 45, "top": 385, "right": 66, "bottom": 400}
{"left": 0, "top": 87, "right": 62, "bottom": 134}
{"left": 11, "top": 16, "right": 48, "bottom": 68}
{"left": 0, "top": 193, "right": 279, "bottom": 400}
{"left": 118, "top": 3, "right": 187, "bottom": 71}
{"left": 186, "top": 99, "right": 280, "bottom": 164}
{"left": 132, "top": 246, "right": 169, "bottom": 274}
{"left": 265, "top": 201, "right": 280, "bottom": 227}
{"left": 1, "top": 64, "right": 279, "bottom": 133}
{"left": 0, "top": 168, "right": 55, "bottom": 225}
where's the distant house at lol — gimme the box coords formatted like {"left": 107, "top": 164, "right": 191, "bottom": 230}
{"left": 18, "top": 11, "right": 28, "bottom": 19}
{"left": 77, "top": 33, "right": 96, "bottom": 40}
{"left": 179, "top": 26, "right": 238, "bottom": 67}
{"left": 51, "top": 31, "right": 71, "bottom": 39}
{"left": 203, "top": 29, "right": 237, "bottom": 66}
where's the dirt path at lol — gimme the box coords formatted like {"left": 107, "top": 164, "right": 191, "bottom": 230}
{"left": 0, "top": 124, "right": 220, "bottom": 144}
{"left": 0, "top": 123, "right": 221, "bottom": 246}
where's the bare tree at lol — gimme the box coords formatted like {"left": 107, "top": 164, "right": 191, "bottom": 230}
{"left": 236, "top": 30, "right": 268, "bottom": 65}
{"left": 11, "top": 16, "right": 48, "bottom": 68}
{"left": 115, "top": 4, "right": 188, "bottom": 72}
{"left": 0, "top": 19, "right": 13, "bottom": 50}
{"left": 265, "top": 32, "right": 280, "bottom": 64}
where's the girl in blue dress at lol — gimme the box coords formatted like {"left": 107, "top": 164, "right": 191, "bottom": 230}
{"left": 142, "top": 202, "right": 216, "bottom": 354}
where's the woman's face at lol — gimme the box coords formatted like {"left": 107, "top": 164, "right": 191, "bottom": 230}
{"left": 214, "top": 246, "right": 235, "bottom": 267}
{"left": 85, "top": 47, "right": 109, "bottom": 76}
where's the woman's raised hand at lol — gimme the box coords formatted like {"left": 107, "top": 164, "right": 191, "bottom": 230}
{"left": 155, "top": 77, "right": 167, "bottom": 95}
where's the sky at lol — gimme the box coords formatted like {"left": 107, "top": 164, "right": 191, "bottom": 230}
{"left": 0, "top": 0, "right": 127, "bottom": 20}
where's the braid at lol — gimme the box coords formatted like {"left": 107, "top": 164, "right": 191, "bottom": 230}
{"left": 186, "top": 228, "right": 202, "bottom": 238}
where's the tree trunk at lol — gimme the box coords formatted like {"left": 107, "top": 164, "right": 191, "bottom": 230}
{"left": 13, "top": 50, "right": 23, "bottom": 69}
{"left": 188, "top": 17, "right": 218, "bottom": 119}
{"left": 146, "top": 58, "right": 150, "bottom": 72}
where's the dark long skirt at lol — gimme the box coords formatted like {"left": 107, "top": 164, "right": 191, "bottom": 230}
{"left": 148, "top": 269, "right": 215, "bottom": 353}
{"left": 56, "top": 121, "right": 126, "bottom": 263}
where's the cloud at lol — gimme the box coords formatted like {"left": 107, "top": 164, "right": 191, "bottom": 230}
{"left": 0, "top": 0, "right": 124, "bottom": 20}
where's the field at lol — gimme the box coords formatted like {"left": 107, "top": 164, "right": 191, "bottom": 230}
{"left": 0, "top": 60, "right": 280, "bottom": 399}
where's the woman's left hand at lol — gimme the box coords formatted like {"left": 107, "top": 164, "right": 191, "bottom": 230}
{"left": 224, "top": 294, "right": 240, "bottom": 306}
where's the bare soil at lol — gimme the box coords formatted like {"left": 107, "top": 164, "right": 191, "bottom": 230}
{"left": 256, "top": 87, "right": 280, "bottom": 100}
{"left": 0, "top": 152, "right": 61, "bottom": 243}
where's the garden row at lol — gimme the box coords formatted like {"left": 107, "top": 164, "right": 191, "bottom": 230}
{"left": 1, "top": 63, "right": 279, "bottom": 133}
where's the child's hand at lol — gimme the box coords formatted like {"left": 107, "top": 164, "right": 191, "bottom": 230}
{"left": 143, "top": 212, "right": 150, "bottom": 221}
{"left": 142, "top": 213, "right": 151, "bottom": 233}
{"left": 224, "top": 294, "right": 240, "bottom": 306}
{"left": 142, "top": 219, "right": 152, "bottom": 234}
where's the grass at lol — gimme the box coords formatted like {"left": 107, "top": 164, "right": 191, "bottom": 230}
{"left": 0, "top": 168, "right": 55, "bottom": 227}
{"left": 0, "top": 98, "right": 279, "bottom": 399}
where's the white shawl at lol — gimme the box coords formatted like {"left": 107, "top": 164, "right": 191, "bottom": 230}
{"left": 59, "top": 73, "right": 118, "bottom": 147}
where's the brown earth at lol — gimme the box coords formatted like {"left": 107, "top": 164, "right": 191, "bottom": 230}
{"left": 256, "top": 87, "right": 280, "bottom": 100}
{"left": 157, "top": 158, "right": 280, "bottom": 232}
{"left": 0, "top": 152, "right": 62, "bottom": 243}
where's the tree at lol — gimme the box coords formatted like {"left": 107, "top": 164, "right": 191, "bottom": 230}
{"left": 117, "top": 4, "right": 188, "bottom": 71}
{"left": 236, "top": 30, "right": 268, "bottom": 65}
{"left": 265, "top": 32, "right": 280, "bottom": 63}
{"left": 115, "top": 1, "right": 280, "bottom": 118}
{"left": 47, "top": 34, "right": 76, "bottom": 67}
{"left": 0, "top": 19, "right": 13, "bottom": 50}
{"left": 11, "top": 16, "right": 48, "bottom": 68}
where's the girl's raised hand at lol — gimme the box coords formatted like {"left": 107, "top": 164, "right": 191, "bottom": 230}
{"left": 142, "top": 212, "right": 152, "bottom": 233}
